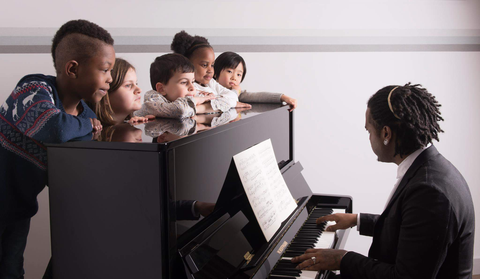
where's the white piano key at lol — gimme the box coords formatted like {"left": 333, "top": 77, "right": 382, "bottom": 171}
{"left": 267, "top": 270, "right": 320, "bottom": 279}
{"left": 314, "top": 231, "right": 335, "bottom": 249}
{"left": 298, "top": 270, "right": 318, "bottom": 278}
{"left": 332, "top": 208, "right": 346, "bottom": 214}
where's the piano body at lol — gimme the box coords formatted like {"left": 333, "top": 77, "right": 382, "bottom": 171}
{"left": 46, "top": 104, "right": 352, "bottom": 279}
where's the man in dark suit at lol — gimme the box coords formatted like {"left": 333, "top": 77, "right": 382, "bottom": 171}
{"left": 292, "top": 83, "right": 475, "bottom": 278}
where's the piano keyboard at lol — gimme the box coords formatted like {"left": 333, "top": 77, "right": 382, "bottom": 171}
{"left": 268, "top": 207, "right": 346, "bottom": 279}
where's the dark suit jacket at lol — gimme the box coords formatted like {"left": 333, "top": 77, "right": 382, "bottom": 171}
{"left": 340, "top": 146, "right": 475, "bottom": 279}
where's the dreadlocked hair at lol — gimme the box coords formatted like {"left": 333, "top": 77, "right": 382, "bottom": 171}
{"left": 367, "top": 83, "right": 444, "bottom": 157}
{"left": 170, "top": 30, "right": 211, "bottom": 59}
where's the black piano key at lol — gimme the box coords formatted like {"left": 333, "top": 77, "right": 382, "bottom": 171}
{"left": 295, "top": 235, "right": 319, "bottom": 240}
{"left": 295, "top": 231, "right": 319, "bottom": 234}
{"left": 283, "top": 252, "right": 301, "bottom": 257}
{"left": 292, "top": 237, "right": 318, "bottom": 242}
{"left": 289, "top": 244, "right": 314, "bottom": 248}
{"left": 276, "top": 262, "right": 297, "bottom": 267}
{"left": 302, "top": 224, "right": 323, "bottom": 228}
{"left": 296, "top": 231, "right": 320, "bottom": 235}
{"left": 276, "top": 261, "right": 297, "bottom": 266}
{"left": 283, "top": 254, "right": 305, "bottom": 258}
{"left": 269, "top": 276, "right": 297, "bottom": 279}
{"left": 271, "top": 270, "right": 301, "bottom": 276}
{"left": 278, "top": 261, "right": 298, "bottom": 267}
{"left": 289, "top": 246, "right": 313, "bottom": 251}
{"left": 292, "top": 240, "right": 316, "bottom": 243}
{"left": 274, "top": 266, "right": 299, "bottom": 272}
{"left": 286, "top": 247, "right": 310, "bottom": 252}
{"left": 292, "top": 235, "right": 318, "bottom": 240}
{"left": 290, "top": 243, "right": 315, "bottom": 248}
{"left": 276, "top": 265, "right": 298, "bottom": 270}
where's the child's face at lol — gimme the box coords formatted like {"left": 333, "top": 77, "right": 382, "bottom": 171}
{"left": 75, "top": 44, "right": 116, "bottom": 103}
{"left": 217, "top": 63, "right": 244, "bottom": 90}
{"left": 160, "top": 72, "right": 196, "bottom": 102}
{"left": 109, "top": 68, "right": 142, "bottom": 115}
{"left": 190, "top": 47, "right": 215, "bottom": 86}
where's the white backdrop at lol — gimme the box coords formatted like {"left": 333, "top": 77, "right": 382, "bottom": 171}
{"left": 0, "top": 1, "right": 479, "bottom": 278}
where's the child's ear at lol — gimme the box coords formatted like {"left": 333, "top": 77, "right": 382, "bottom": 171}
{"left": 65, "top": 60, "right": 79, "bottom": 79}
{"left": 156, "top": 82, "right": 167, "bottom": 96}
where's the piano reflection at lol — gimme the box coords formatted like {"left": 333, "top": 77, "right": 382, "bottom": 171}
{"left": 46, "top": 104, "right": 352, "bottom": 279}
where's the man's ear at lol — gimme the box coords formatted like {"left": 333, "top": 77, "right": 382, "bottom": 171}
{"left": 156, "top": 82, "right": 167, "bottom": 96}
{"left": 382, "top": 126, "right": 392, "bottom": 141}
{"left": 65, "top": 60, "right": 79, "bottom": 79}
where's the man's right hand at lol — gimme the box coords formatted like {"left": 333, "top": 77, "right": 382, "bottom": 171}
{"left": 316, "top": 213, "right": 358, "bottom": 231}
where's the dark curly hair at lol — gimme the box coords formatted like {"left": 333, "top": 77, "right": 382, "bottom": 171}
{"left": 367, "top": 83, "right": 444, "bottom": 157}
{"left": 214, "top": 51, "right": 247, "bottom": 82}
{"left": 150, "top": 53, "right": 194, "bottom": 90}
{"left": 170, "top": 30, "right": 212, "bottom": 59}
{"left": 51, "top": 19, "right": 114, "bottom": 70}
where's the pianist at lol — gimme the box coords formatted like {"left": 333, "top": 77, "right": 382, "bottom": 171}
{"left": 292, "top": 83, "right": 475, "bottom": 279}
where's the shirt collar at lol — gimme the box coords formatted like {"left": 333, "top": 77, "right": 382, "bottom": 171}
{"left": 396, "top": 145, "right": 429, "bottom": 180}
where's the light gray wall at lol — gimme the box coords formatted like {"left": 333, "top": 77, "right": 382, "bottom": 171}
{"left": 1, "top": 1, "right": 479, "bottom": 278}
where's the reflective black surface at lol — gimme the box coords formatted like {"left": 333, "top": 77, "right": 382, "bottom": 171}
{"left": 93, "top": 105, "right": 280, "bottom": 145}
{"left": 47, "top": 104, "right": 294, "bottom": 279}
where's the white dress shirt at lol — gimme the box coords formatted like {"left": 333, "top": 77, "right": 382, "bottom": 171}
{"left": 357, "top": 146, "right": 428, "bottom": 231}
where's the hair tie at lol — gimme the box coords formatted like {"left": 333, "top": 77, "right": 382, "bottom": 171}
{"left": 387, "top": 86, "right": 401, "bottom": 119}
{"left": 185, "top": 43, "right": 211, "bottom": 57}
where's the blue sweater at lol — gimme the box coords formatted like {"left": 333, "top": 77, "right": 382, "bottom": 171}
{"left": 0, "top": 74, "right": 96, "bottom": 224}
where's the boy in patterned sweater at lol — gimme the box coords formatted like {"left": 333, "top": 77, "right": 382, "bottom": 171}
{"left": 0, "top": 19, "right": 115, "bottom": 278}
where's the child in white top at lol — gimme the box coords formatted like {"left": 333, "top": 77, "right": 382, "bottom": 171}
{"left": 134, "top": 54, "right": 215, "bottom": 119}
{"left": 171, "top": 31, "right": 251, "bottom": 112}
{"left": 214, "top": 51, "right": 297, "bottom": 112}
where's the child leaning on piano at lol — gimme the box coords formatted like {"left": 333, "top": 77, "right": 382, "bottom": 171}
{"left": 90, "top": 57, "right": 153, "bottom": 126}
{"left": 170, "top": 30, "right": 252, "bottom": 111}
{"left": 214, "top": 51, "right": 297, "bottom": 112}
{"left": 0, "top": 19, "right": 113, "bottom": 278}
{"left": 134, "top": 53, "right": 219, "bottom": 119}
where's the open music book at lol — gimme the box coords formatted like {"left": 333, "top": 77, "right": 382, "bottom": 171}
{"left": 233, "top": 139, "right": 297, "bottom": 241}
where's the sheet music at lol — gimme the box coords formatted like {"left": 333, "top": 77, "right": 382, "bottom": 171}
{"left": 233, "top": 139, "right": 297, "bottom": 241}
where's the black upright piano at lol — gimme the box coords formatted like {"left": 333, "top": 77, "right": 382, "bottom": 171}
{"left": 47, "top": 104, "right": 352, "bottom": 279}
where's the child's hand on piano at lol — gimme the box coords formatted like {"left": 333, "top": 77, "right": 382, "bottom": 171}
{"left": 193, "top": 95, "right": 216, "bottom": 105}
{"left": 197, "top": 91, "right": 215, "bottom": 98}
{"left": 316, "top": 213, "right": 358, "bottom": 232}
{"left": 280, "top": 94, "right": 297, "bottom": 112}
{"left": 90, "top": 118, "right": 103, "bottom": 131}
{"left": 128, "top": 115, "right": 155, "bottom": 124}
{"left": 292, "top": 248, "right": 348, "bottom": 271}
{"left": 235, "top": 101, "right": 252, "bottom": 109}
